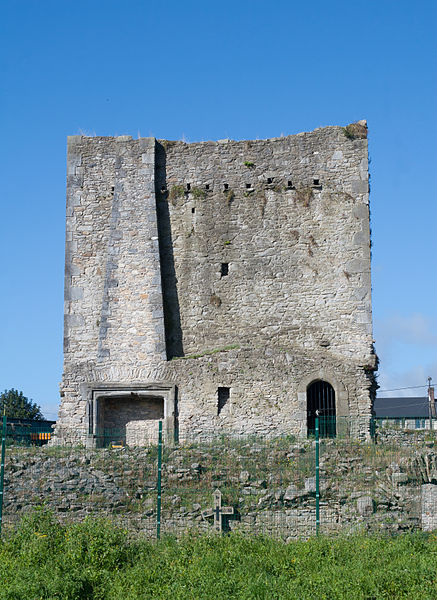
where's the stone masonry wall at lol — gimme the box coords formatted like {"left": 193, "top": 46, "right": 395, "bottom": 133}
{"left": 4, "top": 434, "right": 436, "bottom": 539}
{"left": 58, "top": 124, "right": 376, "bottom": 443}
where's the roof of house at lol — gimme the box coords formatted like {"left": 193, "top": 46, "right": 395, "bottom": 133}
{"left": 374, "top": 397, "right": 431, "bottom": 418}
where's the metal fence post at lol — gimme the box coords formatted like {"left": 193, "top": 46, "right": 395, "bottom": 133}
{"left": 0, "top": 414, "right": 7, "bottom": 536}
{"left": 157, "top": 420, "right": 162, "bottom": 540}
{"left": 315, "top": 415, "right": 320, "bottom": 536}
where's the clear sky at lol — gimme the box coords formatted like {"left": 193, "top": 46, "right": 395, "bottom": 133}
{"left": 1, "top": 0, "right": 436, "bottom": 419}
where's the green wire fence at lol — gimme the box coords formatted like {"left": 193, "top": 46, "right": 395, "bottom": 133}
{"left": 1, "top": 416, "right": 437, "bottom": 538}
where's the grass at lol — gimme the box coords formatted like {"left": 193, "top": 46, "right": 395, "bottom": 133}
{"left": 171, "top": 344, "right": 240, "bottom": 360}
{"left": 168, "top": 185, "right": 185, "bottom": 204}
{"left": 1, "top": 511, "right": 437, "bottom": 599}
{"left": 343, "top": 122, "right": 368, "bottom": 140}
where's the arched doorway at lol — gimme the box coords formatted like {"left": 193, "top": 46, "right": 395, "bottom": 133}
{"left": 307, "top": 380, "right": 336, "bottom": 438}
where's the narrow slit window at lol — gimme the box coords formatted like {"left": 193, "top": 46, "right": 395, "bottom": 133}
{"left": 313, "top": 179, "right": 320, "bottom": 186}
{"left": 205, "top": 184, "right": 210, "bottom": 190}
{"left": 267, "top": 177, "right": 273, "bottom": 184}
{"left": 186, "top": 183, "right": 191, "bottom": 191}
{"left": 245, "top": 183, "right": 252, "bottom": 189}
{"left": 218, "top": 387, "right": 230, "bottom": 415}
{"left": 287, "top": 180, "right": 293, "bottom": 188}
{"left": 191, "top": 207, "right": 195, "bottom": 214}
{"left": 221, "top": 263, "right": 229, "bottom": 277}
{"left": 223, "top": 183, "right": 229, "bottom": 190}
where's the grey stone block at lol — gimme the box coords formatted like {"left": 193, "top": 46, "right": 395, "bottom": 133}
{"left": 357, "top": 495, "right": 374, "bottom": 516}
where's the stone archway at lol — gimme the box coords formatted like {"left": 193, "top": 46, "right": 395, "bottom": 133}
{"left": 297, "top": 372, "right": 348, "bottom": 437}
{"left": 307, "top": 380, "right": 336, "bottom": 437}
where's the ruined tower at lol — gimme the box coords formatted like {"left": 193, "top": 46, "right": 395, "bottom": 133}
{"left": 57, "top": 122, "right": 377, "bottom": 445}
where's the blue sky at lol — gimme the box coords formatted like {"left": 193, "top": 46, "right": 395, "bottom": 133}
{"left": 1, "top": 0, "right": 436, "bottom": 419}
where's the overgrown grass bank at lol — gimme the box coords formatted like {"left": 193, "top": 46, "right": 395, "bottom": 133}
{"left": 1, "top": 512, "right": 437, "bottom": 599}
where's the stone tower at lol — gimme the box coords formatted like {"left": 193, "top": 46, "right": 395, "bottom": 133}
{"left": 57, "top": 122, "right": 377, "bottom": 445}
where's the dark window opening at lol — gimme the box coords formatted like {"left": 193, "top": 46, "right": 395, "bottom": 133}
{"left": 224, "top": 183, "right": 229, "bottom": 190}
{"left": 267, "top": 177, "right": 273, "bottom": 184}
{"left": 191, "top": 207, "right": 195, "bottom": 214}
{"left": 287, "top": 181, "right": 293, "bottom": 188}
{"left": 218, "top": 387, "right": 230, "bottom": 415}
{"left": 313, "top": 179, "right": 320, "bottom": 186}
{"left": 245, "top": 183, "right": 252, "bottom": 189}
{"left": 205, "top": 184, "right": 210, "bottom": 190}
{"left": 307, "top": 380, "right": 336, "bottom": 438}
{"left": 186, "top": 183, "right": 191, "bottom": 191}
{"left": 111, "top": 186, "right": 115, "bottom": 192}
{"left": 221, "top": 263, "right": 229, "bottom": 277}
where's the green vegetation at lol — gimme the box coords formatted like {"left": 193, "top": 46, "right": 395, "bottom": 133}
{"left": 191, "top": 186, "right": 206, "bottom": 200}
{"left": 1, "top": 511, "right": 437, "bottom": 599}
{"left": 160, "top": 140, "right": 178, "bottom": 150}
{"left": 168, "top": 185, "right": 206, "bottom": 204}
{"left": 168, "top": 185, "right": 185, "bottom": 204}
{"left": 243, "top": 161, "right": 255, "bottom": 168}
{"left": 295, "top": 187, "right": 313, "bottom": 207}
{"left": 342, "top": 123, "right": 368, "bottom": 140}
{"left": 224, "top": 189, "right": 235, "bottom": 205}
{"left": 171, "top": 344, "right": 240, "bottom": 360}
{"left": 0, "top": 388, "right": 44, "bottom": 420}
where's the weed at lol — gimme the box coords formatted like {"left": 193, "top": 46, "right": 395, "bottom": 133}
{"left": 2, "top": 518, "right": 437, "bottom": 599}
{"left": 244, "top": 161, "right": 255, "bottom": 168}
{"left": 295, "top": 187, "right": 313, "bottom": 207}
{"left": 224, "top": 189, "right": 235, "bottom": 205}
{"left": 168, "top": 185, "right": 185, "bottom": 205}
{"left": 161, "top": 139, "right": 178, "bottom": 150}
{"left": 210, "top": 294, "right": 222, "bottom": 307}
{"left": 191, "top": 187, "right": 206, "bottom": 200}
{"left": 171, "top": 344, "right": 240, "bottom": 361}
{"left": 343, "top": 122, "right": 368, "bottom": 140}
{"left": 258, "top": 192, "right": 267, "bottom": 216}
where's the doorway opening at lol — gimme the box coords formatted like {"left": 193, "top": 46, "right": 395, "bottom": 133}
{"left": 307, "top": 380, "right": 336, "bottom": 438}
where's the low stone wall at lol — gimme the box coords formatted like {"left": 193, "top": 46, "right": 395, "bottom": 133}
{"left": 3, "top": 437, "right": 437, "bottom": 539}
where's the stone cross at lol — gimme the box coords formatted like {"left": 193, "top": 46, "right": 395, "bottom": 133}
{"left": 202, "top": 489, "right": 234, "bottom": 532}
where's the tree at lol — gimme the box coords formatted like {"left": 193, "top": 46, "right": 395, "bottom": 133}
{"left": 0, "top": 389, "right": 44, "bottom": 420}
